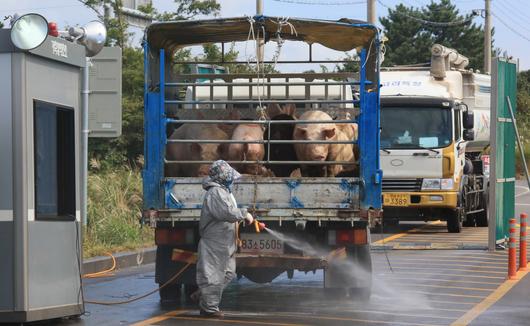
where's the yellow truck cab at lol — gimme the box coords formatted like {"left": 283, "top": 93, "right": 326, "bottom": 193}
{"left": 380, "top": 44, "right": 491, "bottom": 233}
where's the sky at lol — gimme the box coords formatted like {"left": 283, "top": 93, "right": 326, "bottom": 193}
{"left": 0, "top": 0, "right": 528, "bottom": 70}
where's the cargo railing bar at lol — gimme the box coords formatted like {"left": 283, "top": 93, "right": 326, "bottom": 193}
{"left": 165, "top": 99, "right": 360, "bottom": 105}
{"left": 169, "top": 72, "right": 359, "bottom": 79}
{"left": 171, "top": 60, "right": 364, "bottom": 65}
{"left": 166, "top": 139, "right": 358, "bottom": 144}
{"left": 165, "top": 81, "right": 370, "bottom": 87}
{"left": 166, "top": 119, "right": 357, "bottom": 125}
{"left": 164, "top": 160, "right": 358, "bottom": 165}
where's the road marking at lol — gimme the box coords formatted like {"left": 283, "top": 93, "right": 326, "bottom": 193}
{"left": 515, "top": 185, "right": 529, "bottom": 198}
{"left": 380, "top": 271, "right": 505, "bottom": 279}
{"left": 319, "top": 309, "right": 456, "bottom": 320}
{"left": 131, "top": 310, "right": 189, "bottom": 326}
{"left": 450, "top": 269, "right": 530, "bottom": 326}
{"left": 386, "top": 266, "right": 506, "bottom": 274}
{"left": 368, "top": 301, "right": 469, "bottom": 312}
{"left": 372, "top": 221, "right": 443, "bottom": 245}
{"left": 403, "top": 290, "right": 485, "bottom": 299}
{"left": 169, "top": 315, "right": 306, "bottom": 326}
{"left": 378, "top": 261, "right": 505, "bottom": 270}
{"left": 402, "top": 283, "right": 493, "bottom": 292}
{"left": 271, "top": 313, "right": 444, "bottom": 326}
{"left": 378, "top": 257, "right": 505, "bottom": 265}
{"left": 380, "top": 276, "right": 501, "bottom": 285}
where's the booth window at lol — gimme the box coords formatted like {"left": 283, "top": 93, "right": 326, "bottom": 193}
{"left": 34, "top": 100, "right": 76, "bottom": 221}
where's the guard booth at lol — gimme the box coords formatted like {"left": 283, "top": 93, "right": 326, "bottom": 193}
{"left": 0, "top": 14, "right": 118, "bottom": 323}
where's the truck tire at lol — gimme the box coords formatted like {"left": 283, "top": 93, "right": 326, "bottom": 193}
{"left": 447, "top": 209, "right": 462, "bottom": 233}
{"left": 159, "top": 283, "right": 182, "bottom": 303}
{"left": 323, "top": 244, "right": 372, "bottom": 301}
{"left": 475, "top": 208, "right": 488, "bottom": 227}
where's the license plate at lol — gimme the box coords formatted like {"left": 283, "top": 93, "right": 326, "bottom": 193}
{"left": 383, "top": 193, "right": 410, "bottom": 207}
{"left": 239, "top": 233, "right": 283, "bottom": 254}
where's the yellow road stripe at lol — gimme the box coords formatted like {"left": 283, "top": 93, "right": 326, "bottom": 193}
{"left": 380, "top": 276, "right": 501, "bottom": 285}
{"left": 372, "top": 221, "right": 443, "bottom": 245}
{"left": 451, "top": 269, "right": 530, "bottom": 326}
{"left": 368, "top": 301, "right": 468, "bottom": 312}
{"left": 380, "top": 271, "right": 505, "bottom": 280}
{"left": 403, "top": 290, "right": 486, "bottom": 299}
{"left": 131, "top": 310, "right": 189, "bottom": 326}
{"left": 338, "top": 309, "right": 456, "bottom": 320}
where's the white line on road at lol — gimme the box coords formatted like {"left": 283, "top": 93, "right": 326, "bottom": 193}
{"left": 515, "top": 185, "right": 530, "bottom": 198}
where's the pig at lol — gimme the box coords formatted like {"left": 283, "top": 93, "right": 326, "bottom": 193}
{"left": 166, "top": 123, "right": 228, "bottom": 177}
{"left": 226, "top": 121, "right": 269, "bottom": 175}
{"left": 293, "top": 110, "right": 357, "bottom": 177}
{"left": 264, "top": 103, "right": 299, "bottom": 177}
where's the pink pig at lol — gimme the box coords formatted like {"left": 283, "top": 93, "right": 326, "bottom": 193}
{"left": 226, "top": 123, "right": 268, "bottom": 175}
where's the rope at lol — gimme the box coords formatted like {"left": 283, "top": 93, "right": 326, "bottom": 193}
{"left": 84, "top": 262, "right": 192, "bottom": 305}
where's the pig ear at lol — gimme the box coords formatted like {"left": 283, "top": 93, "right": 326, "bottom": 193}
{"left": 266, "top": 103, "right": 282, "bottom": 118}
{"left": 283, "top": 103, "right": 296, "bottom": 117}
{"left": 323, "top": 127, "right": 336, "bottom": 139}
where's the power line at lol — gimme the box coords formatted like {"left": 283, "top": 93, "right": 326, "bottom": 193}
{"left": 271, "top": 0, "right": 365, "bottom": 5}
{"left": 377, "top": 0, "right": 478, "bottom": 27}
{"left": 0, "top": 3, "right": 84, "bottom": 13}
{"left": 492, "top": 12, "right": 530, "bottom": 43}
{"left": 493, "top": 1, "right": 530, "bottom": 32}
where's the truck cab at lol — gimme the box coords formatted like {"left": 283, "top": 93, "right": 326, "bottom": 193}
{"left": 380, "top": 45, "right": 491, "bottom": 232}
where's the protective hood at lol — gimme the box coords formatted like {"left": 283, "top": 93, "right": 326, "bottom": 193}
{"left": 202, "top": 160, "right": 241, "bottom": 191}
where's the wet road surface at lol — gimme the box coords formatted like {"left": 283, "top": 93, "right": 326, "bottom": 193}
{"left": 23, "top": 182, "right": 529, "bottom": 326}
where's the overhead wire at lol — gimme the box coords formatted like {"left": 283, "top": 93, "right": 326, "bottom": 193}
{"left": 377, "top": 0, "right": 478, "bottom": 27}
{"left": 271, "top": 0, "right": 365, "bottom": 5}
{"left": 493, "top": 1, "right": 530, "bottom": 33}
{"left": 491, "top": 12, "right": 530, "bottom": 43}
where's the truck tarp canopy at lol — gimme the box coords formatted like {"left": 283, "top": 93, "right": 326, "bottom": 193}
{"left": 146, "top": 16, "right": 377, "bottom": 53}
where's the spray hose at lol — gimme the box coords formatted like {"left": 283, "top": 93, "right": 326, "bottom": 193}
{"left": 84, "top": 262, "right": 192, "bottom": 305}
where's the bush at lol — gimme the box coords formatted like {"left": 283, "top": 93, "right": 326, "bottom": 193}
{"left": 84, "top": 164, "right": 153, "bottom": 258}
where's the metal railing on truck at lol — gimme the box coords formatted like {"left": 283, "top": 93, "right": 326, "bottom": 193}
{"left": 142, "top": 17, "right": 382, "bottom": 224}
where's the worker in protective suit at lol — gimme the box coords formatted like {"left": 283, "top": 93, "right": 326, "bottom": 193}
{"left": 195, "top": 160, "right": 253, "bottom": 318}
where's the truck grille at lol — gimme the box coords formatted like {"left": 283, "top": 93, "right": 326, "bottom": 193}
{"left": 382, "top": 179, "right": 422, "bottom": 192}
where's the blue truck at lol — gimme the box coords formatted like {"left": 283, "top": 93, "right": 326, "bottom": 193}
{"left": 141, "top": 16, "right": 382, "bottom": 301}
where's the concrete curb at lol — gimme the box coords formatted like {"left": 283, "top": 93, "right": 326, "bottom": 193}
{"left": 83, "top": 247, "right": 157, "bottom": 275}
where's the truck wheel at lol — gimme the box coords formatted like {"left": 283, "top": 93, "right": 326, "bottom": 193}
{"left": 475, "top": 209, "right": 488, "bottom": 227}
{"left": 324, "top": 244, "right": 372, "bottom": 301}
{"left": 159, "top": 283, "right": 181, "bottom": 303}
{"left": 446, "top": 209, "right": 462, "bottom": 233}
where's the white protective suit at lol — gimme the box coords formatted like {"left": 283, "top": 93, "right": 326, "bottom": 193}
{"left": 196, "top": 161, "right": 247, "bottom": 313}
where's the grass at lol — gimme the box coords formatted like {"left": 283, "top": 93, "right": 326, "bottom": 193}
{"left": 84, "top": 164, "right": 153, "bottom": 258}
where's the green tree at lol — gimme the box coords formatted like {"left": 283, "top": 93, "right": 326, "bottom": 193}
{"left": 380, "top": 0, "right": 486, "bottom": 69}
{"left": 82, "top": 0, "right": 220, "bottom": 168}
{"left": 517, "top": 70, "right": 530, "bottom": 131}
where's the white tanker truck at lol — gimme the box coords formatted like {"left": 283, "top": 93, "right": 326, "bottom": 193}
{"left": 380, "top": 44, "right": 491, "bottom": 233}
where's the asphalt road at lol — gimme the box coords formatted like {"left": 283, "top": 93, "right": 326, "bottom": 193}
{"left": 21, "top": 181, "right": 530, "bottom": 326}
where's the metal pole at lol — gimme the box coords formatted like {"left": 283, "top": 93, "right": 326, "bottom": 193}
{"left": 367, "top": 0, "right": 376, "bottom": 24}
{"left": 256, "top": 0, "right": 264, "bottom": 62}
{"left": 484, "top": 0, "right": 492, "bottom": 74}
{"left": 81, "top": 58, "right": 90, "bottom": 226}
{"left": 506, "top": 96, "right": 530, "bottom": 190}
{"left": 488, "top": 58, "right": 498, "bottom": 251}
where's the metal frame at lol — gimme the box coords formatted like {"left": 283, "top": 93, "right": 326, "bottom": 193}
{"left": 142, "top": 18, "right": 382, "bottom": 220}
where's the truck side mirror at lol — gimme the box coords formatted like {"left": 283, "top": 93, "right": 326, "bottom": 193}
{"left": 463, "top": 129, "right": 475, "bottom": 141}
{"left": 463, "top": 111, "right": 474, "bottom": 129}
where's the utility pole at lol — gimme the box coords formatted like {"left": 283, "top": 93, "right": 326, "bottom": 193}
{"left": 367, "top": 0, "right": 376, "bottom": 24}
{"left": 484, "top": 0, "right": 492, "bottom": 74}
{"left": 256, "top": 0, "right": 264, "bottom": 62}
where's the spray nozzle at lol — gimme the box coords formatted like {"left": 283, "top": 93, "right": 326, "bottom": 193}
{"left": 253, "top": 220, "right": 266, "bottom": 233}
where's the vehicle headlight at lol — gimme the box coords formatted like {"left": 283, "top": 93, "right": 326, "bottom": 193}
{"left": 421, "top": 178, "right": 454, "bottom": 190}
{"left": 441, "top": 178, "right": 454, "bottom": 190}
{"left": 422, "top": 178, "right": 441, "bottom": 190}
